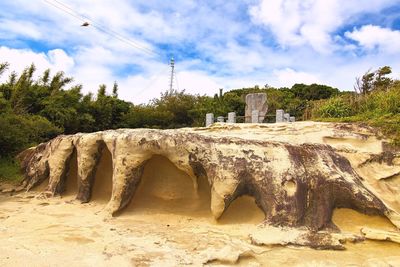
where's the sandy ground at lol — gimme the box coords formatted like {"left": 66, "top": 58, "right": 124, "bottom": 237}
{"left": 1, "top": 154, "right": 400, "bottom": 267}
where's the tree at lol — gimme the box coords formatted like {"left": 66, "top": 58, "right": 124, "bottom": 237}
{"left": 354, "top": 66, "right": 393, "bottom": 94}
{"left": 375, "top": 66, "right": 392, "bottom": 91}
{"left": 0, "top": 62, "right": 9, "bottom": 78}
{"left": 290, "top": 83, "right": 339, "bottom": 101}
{"left": 112, "top": 81, "right": 118, "bottom": 98}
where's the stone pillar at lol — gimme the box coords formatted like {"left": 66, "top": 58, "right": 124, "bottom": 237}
{"left": 245, "top": 93, "right": 268, "bottom": 123}
{"left": 206, "top": 113, "right": 214, "bottom": 127}
{"left": 283, "top": 113, "right": 290, "bottom": 122}
{"left": 227, "top": 112, "right": 236, "bottom": 123}
{"left": 276, "top": 109, "right": 284, "bottom": 123}
{"left": 251, "top": 110, "right": 259, "bottom": 123}
{"left": 217, "top": 116, "right": 225, "bottom": 123}
{"left": 289, "top": 116, "right": 296, "bottom": 122}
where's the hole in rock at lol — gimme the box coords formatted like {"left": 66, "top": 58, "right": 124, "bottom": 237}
{"left": 218, "top": 195, "right": 265, "bottom": 224}
{"left": 283, "top": 180, "right": 296, "bottom": 196}
{"left": 65, "top": 149, "right": 78, "bottom": 196}
{"left": 125, "top": 155, "right": 212, "bottom": 218}
{"left": 91, "top": 146, "right": 113, "bottom": 202}
{"left": 332, "top": 208, "right": 397, "bottom": 233}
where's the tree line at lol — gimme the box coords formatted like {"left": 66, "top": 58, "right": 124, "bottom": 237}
{"left": 0, "top": 62, "right": 349, "bottom": 156}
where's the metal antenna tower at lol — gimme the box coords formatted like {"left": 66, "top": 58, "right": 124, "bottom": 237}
{"left": 169, "top": 56, "right": 175, "bottom": 92}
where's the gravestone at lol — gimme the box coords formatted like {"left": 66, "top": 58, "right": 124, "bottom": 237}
{"left": 217, "top": 116, "right": 225, "bottom": 123}
{"left": 289, "top": 116, "right": 296, "bottom": 122}
{"left": 283, "top": 113, "right": 290, "bottom": 122}
{"left": 276, "top": 109, "right": 284, "bottom": 123}
{"left": 245, "top": 93, "right": 267, "bottom": 123}
{"left": 227, "top": 112, "right": 236, "bottom": 123}
{"left": 206, "top": 113, "right": 214, "bottom": 127}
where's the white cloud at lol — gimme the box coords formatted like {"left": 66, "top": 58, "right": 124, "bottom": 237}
{"left": 0, "top": 46, "right": 74, "bottom": 79}
{"left": 1, "top": 0, "right": 400, "bottom": 105}
{"left": 48, "top": 49, "right": 75, "bottom": 72}
{"left": 345, "top": 25, "right": 400, "bottom": 54}
{"left": 273, "top": 68, "right": 321, "bottom": 87}
{"left": 0, "top": 19, "right": 42, "bottom": 40}
{"left": 249, "top": 0, "right": 398, "bottom": 53}
{"left": 0, "top": 46, "right": 223, "bottom": 104}
{"left": 118, "top": 70, "right": 223, "bottom": 104}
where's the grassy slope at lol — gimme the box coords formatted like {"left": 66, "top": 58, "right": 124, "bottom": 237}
{"left": 0, "top": 157, "right": 23, "bottom": 184}
{"left": 312, "top": 83, "right": 400, "bottom": 145}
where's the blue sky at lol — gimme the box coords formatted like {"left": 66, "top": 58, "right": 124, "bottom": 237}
{"left": 0, "top": 0, "right": 400, "bottom": 103}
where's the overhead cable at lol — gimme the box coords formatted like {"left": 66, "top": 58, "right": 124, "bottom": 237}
{"left": 43, "top": 0, "right": 160, "bottom": 58}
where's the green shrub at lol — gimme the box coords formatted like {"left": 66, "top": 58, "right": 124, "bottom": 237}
{"left": 311, "top": 83, "right": 400, "bottom": 144}
{"left": 314, "top": 97, "right": 353, "bottom": 118}
{"left": 0, "top": 157, "right": 22, "bottom": 183}
{"left": 0, "top": 113, "right": 61, "bottom": 156}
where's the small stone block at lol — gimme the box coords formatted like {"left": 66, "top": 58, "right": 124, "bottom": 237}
{"left": 227, "top": 112, "right": 236, "bottom": 123}
{"left": 206, "top": 113, "right": 214, "bottom": 127}
{"left": 283, "top": 113, "right": 290, "bottom": 122}
{"left": 276, "top": 109, "right": 284, "bottom": 123}
{"left": 251, "top": 110, "right": 259, "bottom": 123}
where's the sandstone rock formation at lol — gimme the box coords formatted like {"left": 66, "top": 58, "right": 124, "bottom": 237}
{"left": 16, "top": 122, "right": 400, "bottom": 249}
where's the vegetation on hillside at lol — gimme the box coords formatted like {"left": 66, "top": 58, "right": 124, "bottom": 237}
{"left": 310, "top": 66, "right": 400, "bottom": 144}
{"left": 0, "top": 61, "right": 398, "bottom": 181}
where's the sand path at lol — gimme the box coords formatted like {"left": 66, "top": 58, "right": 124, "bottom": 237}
{"left": 1, "top": 155, "right": 400, "bottom": 266}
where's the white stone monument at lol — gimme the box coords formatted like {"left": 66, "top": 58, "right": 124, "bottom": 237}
{"left": 206, "top": 113, "right": 214, "bottom": 127}
{"left": 227, "top": 112, "right": 236, "bottom": 123}
{"left": 276, "top": 109, "right": 284, "bottom": 123}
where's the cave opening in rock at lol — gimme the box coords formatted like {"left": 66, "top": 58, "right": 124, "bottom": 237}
{"left": 125, "top": 155, "right": 212, "bottom": 218}
{"left": 65, "top": 148, "right": 78, "bottom": 196}
{"left": 332, "top": 208, "right": 397, "bottom": 233}
{"left": 91, "top": 145, "right": 113, "bottom": 203}
{"left": 218, "top": 195, "right": 265, "bottom": 225}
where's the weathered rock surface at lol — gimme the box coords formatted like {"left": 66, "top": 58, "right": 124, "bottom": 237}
{"left": 361, "top": 227, "right": 400, "bottom": 244}
{"left": 17, "top": 122, "right": 400, "bottom": 249}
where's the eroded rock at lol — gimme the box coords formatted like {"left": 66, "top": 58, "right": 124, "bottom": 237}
{"left": 361, "top": 227, "right": 400, "bottom": 244}
{"left": 17, "top": 123, "right": 400, "bottom": 249}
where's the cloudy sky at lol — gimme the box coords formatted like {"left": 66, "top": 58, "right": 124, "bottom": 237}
{"left": 0, "top": 0, "right": 399, "bottom": 103}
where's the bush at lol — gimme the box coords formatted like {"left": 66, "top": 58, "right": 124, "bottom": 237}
{"left": 358, "top": 85, "right": 400, "bottom": 115}
{"left": 310, "top": 82, "right": 400, "bottom": 144}
{"left": 0, "top": 113, "right": 61, "bottom": 156}
{"left": 0, "top": 157, "right": 22, "bottom": 183}
{"left": 314, "top": 97, "right": 353, "bottom": 118}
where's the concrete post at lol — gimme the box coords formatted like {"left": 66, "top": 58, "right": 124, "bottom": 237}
{"left": 283, "top": 113, "right": 290, "bottom": 122}
{"left": 217, "top": 116, "right": 225, "bottom": 123}
{"left": 276, "top": 109, "right": 284, "bottom": 123}
{"left": 227, "top": 112, "right": 236, "bottom": 123}
{"left": 251, "top": 110, "right": 259, "bottom": 123}
{"left": 206, "top": 113, "right": 214, "bottom": 127}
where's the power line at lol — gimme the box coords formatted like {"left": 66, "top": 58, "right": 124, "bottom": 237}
{"left": 136, "top": 64, "right": 170, "bottom": 97}
{"left": 43, "top": 0, "right": 85, "bottom": 22}
{"left": 43, "top": 0, "right": 160, "bottom": 58}
{"left": 43, "top": 0, "right": 183, "bottom": 97}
